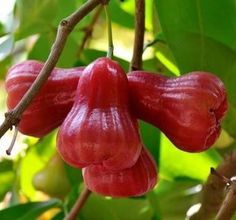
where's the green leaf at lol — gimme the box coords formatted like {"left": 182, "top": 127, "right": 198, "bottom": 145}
{"left": 0, "top": 56, "right": 12, "bottom": 79}
{"left": 0, "top": 199, "right": 62, "bottom": 220}
{"left": 28, "top": 32, "right": 83, "bottom": 67}
{"left": 80, "top": 194, "right": 154, "bottom": 220}
{"left": 159, "top": 134, "right": 221, "bottom": 181}
{"left": 0, "top": 22, "right": 6, "bottom": 37}
{"left": 20, "top": 132, "right": 56, "bottom": 198}
{"left": 64, "top": 163, "right": 83, "bottom": 186}
{"left": 0, "top": 35, "right": 14, "bottom": 61}
{"left": 148, "top": 179, "right": 200, "bottom": 220}
{"left": 109, "top": 1, "right": 134, "bottom": 29}
{"left": 140, "top": 121, "right": 160, "bottom": 165}
{"left": 27, "top": 34, "right": 52, "bottom": 62}
{"left": 15, "top": 0, "right": 57, "bottom": 39}
{"left": 52, "top": 0, "right": 78, "bottom": 26}
{"left": 155, "top": 0, "right": 236, "bottom": 137}
{"left": 0, "top": 160, "right": 14, "bottom": 200}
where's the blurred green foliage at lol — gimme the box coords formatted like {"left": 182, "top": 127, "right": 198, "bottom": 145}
{"left": 0, "top": 0, "right": 235, "bottom": 219}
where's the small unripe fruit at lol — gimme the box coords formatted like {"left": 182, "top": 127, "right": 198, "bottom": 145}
{"left": 32, "top": 153, "right": 71, "bottom": 198}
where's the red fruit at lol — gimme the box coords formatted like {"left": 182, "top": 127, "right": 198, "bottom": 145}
{"left": 57, "top": 57, "right": 142, "bottom": 170}
{"left": 5, "top": 60, "right": 83, "bottom": 137}
{"left": 83, "top": 147, "right": 157, "bottom": 197}
{"left": 128, "top": 71, "right": 228, "bottom": 152}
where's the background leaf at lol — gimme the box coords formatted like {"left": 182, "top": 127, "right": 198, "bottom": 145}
{"left": 0, "top": 35, "right": 14, "bottom": 61}
{"left": 155, "top": 0, "right": 236, "bottom": 138}
{"left": 0, "top": 160, "right": 14, "bottom": 200}
{"left": 159, "top": 134, "right": 221, "bottom": 181}
{"left": 0, "top": 199, "right": 61, "bottom": 220}
{"left": 80, "top": 194, "right": 154, "bottom": 220}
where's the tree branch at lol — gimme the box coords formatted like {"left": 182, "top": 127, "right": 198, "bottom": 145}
{"left": 215, "top": 181, "right": 236, "bottom": 220}
{"left": 0, "top": 0, "right": 105, "bottom": 140}
{"left": 188, "top": 150, "right": 236, "bottom": 220}
{"left": 65, "top": 187, "right": 91, "bottom": 220}
{"left": 129, "top": 0, "right": 145, "bottom": 71}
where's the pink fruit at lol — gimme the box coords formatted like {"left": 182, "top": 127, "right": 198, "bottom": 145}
{"left": 5, "top": 60, "right": 83, "bottom": 137}
{"left": 57, "top": 57, "right": 142, "bottom": 170}
{"left": 83, "top": 147, "right": 157, "bottom": 197}
{"left": 128, "top": 71, "right": 228, "bottom": 152}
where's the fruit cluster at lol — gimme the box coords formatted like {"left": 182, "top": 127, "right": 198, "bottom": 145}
{"left": 5, "top": 57, "right": 228, "bottom": 197}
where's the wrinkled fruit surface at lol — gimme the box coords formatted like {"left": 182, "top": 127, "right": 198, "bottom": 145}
{"left": 32, "top": 153, "right": 71, "bottom": 198}
{"left": 83, "top": 147, "right": 157, "bottom": 197}
{"left": 57, "top": 57, "right": 142, "bottom": 171}
{"left": 128, "top": 71, "right": 228, "bottom": 152}
{"left": 5, "top": 60, "right": 83, "bottom": 137}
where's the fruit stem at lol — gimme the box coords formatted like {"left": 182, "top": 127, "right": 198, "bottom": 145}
{"left": 104, "top": 4, "right": 114, "bottom": 58}
{"left": 130, "top": 0, "right": 145, "bottom": 71}
{"left": 65, "top": 187, "right": 91, "bottom": 220}
{"left": 6, "top": 126, "right": 18, "bottom": 155}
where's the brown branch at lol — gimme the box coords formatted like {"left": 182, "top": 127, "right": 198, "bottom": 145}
{"left": 216, "top": 181, "right": 236, "bottom": 220}
{"left": 65, "top": 187, "right": 91, "bottom": 220}
{"left": 129, "top": 0, "right": 145, "bottom": 71}
{"left": 0, "top": 0, "right": 106, "bottom": 140}
{"left": 188, "top": 150, "right": 236, "bottom": 220}
{"left": 77, "top": 5, "right": 103, "bottom": 58}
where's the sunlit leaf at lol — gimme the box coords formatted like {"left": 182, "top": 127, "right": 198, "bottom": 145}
{"left": 0, "top": 35, "right": 14, "bottom": 61}
{"left": 109, "top": 1, "right": 134, "bottom": 29}
{"left": 0, "top": 56, "right": 12, "bottom": 79}
{"left": 159, "top": 134, "right": 221, "bottom": 181}
{"left": 20, "top": 132, "right": 56, "bottom": 199}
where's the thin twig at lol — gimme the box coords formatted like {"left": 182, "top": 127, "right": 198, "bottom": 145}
{"left": 77, "top": 5, "right": 103, "bottom": 57}
{"left": 6, "top": 126, "right": 18, "bottom": 155}
{"left": 0, "top": 0, "right": 105, "bottom": 140}
{"left": 143, "top": 38, "right": 166, "bottom": 52}
{"left": 129, "top": 0, "right": 145, "bottom": 71}
{"left": 216, "top": 181, "right": 236, "bottom": 220}
{"left": 188, "top": 150, "right": 236, "bottom": 220}
{"left": 65, "top": 187, "right": 91, "bottom": 220}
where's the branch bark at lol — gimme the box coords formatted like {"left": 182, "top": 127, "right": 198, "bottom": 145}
{"left": 65, "top": 187, "right": 91, "bottom": 220}
{"left": 188, "top": 150, "right": 236, "bottom": 220}
{"left": 216, "top": 181, "right": 236, "bottom": 220}
{"left": 0, "top": 0, "right": 105, "bottom": 139}
{"left": 130, "top": 0, "right": 145, "bottom": 71}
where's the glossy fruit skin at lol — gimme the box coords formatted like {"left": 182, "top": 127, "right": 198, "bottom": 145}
{"left": 57, "top": 57, "right": 142, "bottom": 171}
{"left": 128, "top": 71, "right": 228, "bottom": 152}
{"left": 83, "top": 147, "right": 157, "bottom": 198}
{"left": 5, "top": 60, "right": 83, "bottom": 137}
{"left": 32, "top": 153, "right": 71, "bottom": 198}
